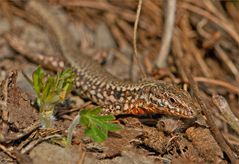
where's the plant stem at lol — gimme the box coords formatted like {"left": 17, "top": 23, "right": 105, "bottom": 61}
{"left": 67, "top": 114, "right": 80, "bottom": 146}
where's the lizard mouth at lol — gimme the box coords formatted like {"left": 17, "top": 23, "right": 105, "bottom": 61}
{"left": 138, "top": 105, "right": 195, "bottom": 119}
{"left": 167, "top": 107, "right": 195, "bottom": 118}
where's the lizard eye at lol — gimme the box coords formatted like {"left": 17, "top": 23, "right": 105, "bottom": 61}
{"left": 169, "top": 98, "right": 176, "bottom": 103}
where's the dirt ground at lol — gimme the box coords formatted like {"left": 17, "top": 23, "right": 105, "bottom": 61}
{"left": 0, "top": 0, "right": 239, "bottom": 163}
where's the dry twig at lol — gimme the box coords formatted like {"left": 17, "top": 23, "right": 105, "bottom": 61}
{"left": 215, "top": 44, "right": 239, "bottom": 79}
{"left": 180, "top": 2, "right": 239, "bottom": 45}
{"left": 155, "top": 0, "right": 176, "bottom": 68}
{"left": 132, "top": 0, "right": 146, "bottom": 79}
{"left": 212, "top": 95, "right": 239, "bottom": 136}
{"left": 194, "top": 77, "right": 239, "bottom": 94}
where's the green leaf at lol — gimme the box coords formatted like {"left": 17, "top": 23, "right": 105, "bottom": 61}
{"left": 79, "top": 115, "right": 90, "bottom": 127}
{"left": 92, "top": 115, "right": 115, "bottom": 121}
{"left": 42, "top": 77, "right": 54, "bottom": 102}
{"left": 60, "top": 83, "right": 72, "bottom": 100}
{"left": 103, "top": 123, "right": 122, "bottom": 131}
{"left": 31, "top": 67, "right": 75, "bottom": 128}
{"left": 84, "top": 126, "right": 107, "bottom": 142}
{"left": 46, "top": 95, "right": 60, "bottom": 104}
{"left": 86, "top": 107, "right": 102, "bottom": 115}
{"left": 80, "top": 107, "right": 101, "bottom": 116}
{"left": 78, "top": 107, "right": 123, "bottom": 142}
{"left": 32, "top": 66, "right": 44, "bottom": 96}
{"left": 79, "top": 108, "right": 89, "bottom": 116}
{"left": 91, "top": 118, "right": 119, "bottom": 132}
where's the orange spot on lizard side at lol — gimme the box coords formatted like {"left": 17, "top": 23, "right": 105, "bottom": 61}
{"left": 131, "top": 107, "right": 146, "bottom": 115}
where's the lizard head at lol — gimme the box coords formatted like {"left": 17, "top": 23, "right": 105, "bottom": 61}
{"left": 137, "top": 82, "right": 199, "bottom": 119}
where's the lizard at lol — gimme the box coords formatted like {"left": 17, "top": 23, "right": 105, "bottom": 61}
{"left": 8, "top": 0, "right": 199, "bottom": 119}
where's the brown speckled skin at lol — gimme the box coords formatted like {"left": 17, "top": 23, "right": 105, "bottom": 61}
{"left": 26, "top": 53, "right": 198, "bottom": 118}
{"left": 71, "top": 55, "right": 198, "bottom": 118}
{"left": 25, "top": 1, "right": 199, "bottom": 118}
